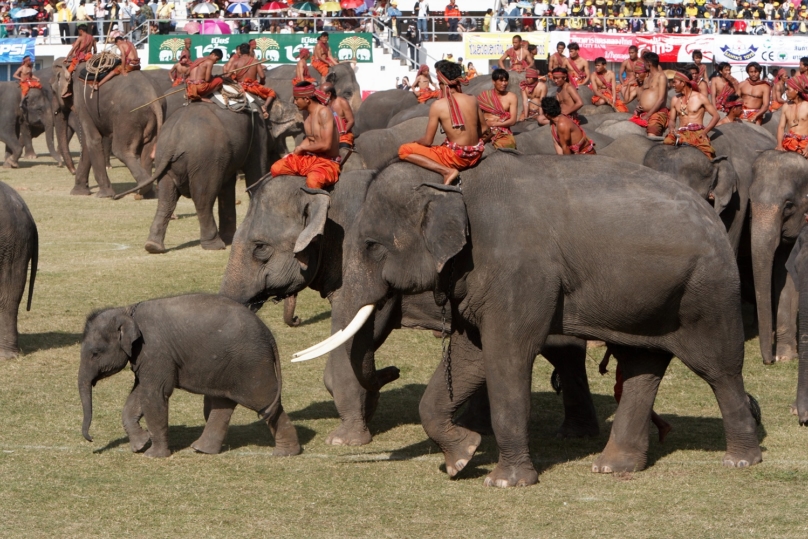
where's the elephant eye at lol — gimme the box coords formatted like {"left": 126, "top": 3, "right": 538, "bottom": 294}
{"left": 253, "top": 242, "right": 273, "bottom": 262}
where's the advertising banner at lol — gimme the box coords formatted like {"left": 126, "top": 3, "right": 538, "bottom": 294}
{"left": 464, "top": 32, "right": 550, "bottom": 61}
{"left": 550, "top": 32, "right": 714, "bottom": 64}
{"left": 712, "top": 35, "right": 808, "bottom": 66}
{"left": 148, "top": 33, "right": 373, "bottom": 65}
{"left": 0, "top": 38, "right": 35, "bottom": 64}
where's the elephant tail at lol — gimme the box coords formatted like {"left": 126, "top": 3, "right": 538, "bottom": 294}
{"left": 112, "top": 150, "right": 171, "bottom": 201}
{"left": 26, "top": 221, "right": 37, "bottom": 312}
{"left": 258, "top": 331, "right": 284, "bottom": 426}
{"left": 150, "top": 97, "right": 163, "bottom": 141}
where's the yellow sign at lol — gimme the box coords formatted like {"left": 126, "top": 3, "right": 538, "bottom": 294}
{"left": 464, "top": 32, "right": 550, "bottom": 61}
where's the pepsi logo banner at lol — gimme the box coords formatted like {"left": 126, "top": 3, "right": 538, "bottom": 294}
{"left": 0, "top": 38, "right": 35, "bottom": 64}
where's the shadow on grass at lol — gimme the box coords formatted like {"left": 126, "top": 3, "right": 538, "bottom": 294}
{"left": 167, "top": 240, "right": 202, "bottom": 252}
{"left": 20, "top": 331, "right": 82, "bottom": 353}
{"left": 94, "top": 423, "right": 317, "bottom": 455}
{"left": 298, "top": 310, "right": 333, "bottom": 327}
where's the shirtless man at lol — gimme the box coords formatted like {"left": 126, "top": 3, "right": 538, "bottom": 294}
{"left": 518, "top": 67, "right": 547, "bottom": 121}
{"left": 542, "top": 96, "right": 596, "bottom": 155}
{"left": 564, "top": 42, "right": 589, "bottom": 89}
{"left": 618, "top": 45, "right": 639, "bottom": 103}
{"left": 185, "top": 49, "right": 224, "bottom": 103}
{"left": 548, "top": 41, "right": 566, "bottom": 72}
{"left": 477, "top": 68, "right": 518, "bottom": 149}
{"left": 716, "top": 94, "right": 744, "bottom": 126}
{"left": 711, "top": 62, "right": 740, "bottom": 113}
{"left": 590, "top": 57, "right": 627, "bottom": 112}
{"left": 413, "top": 64, "right": 440, "bottom": 103}
{"left": 497, "top": 35, "right": 531, "bottom": 73}
{"left": 292, "top": 48, "right": 316, "bottom": 85}
{"left": 223, "top": 46, "right": 241, "bottom": 74}
{"left": 63, "top": 24, "right": 96, "bottom": 97}
{"left": 627, "top": 54, "right": 669, "bottom": 137}
{"left": 178, "top": 37, "right": 192, "bottom": 63}
{"left": 687, "top": 63, "right": 710, "bottom": 97}
{"left": 320, "top": 82, "right": 355, "bottom": 159}
{"left": 270, "top": 82, "right": 341, "bottom": 189}
{"left": 13, "top": 56, "right": 41, "bottom": 105}
{"left": 800, "top": 57, "right": 808, "bottom": 77}
{"left": 169, "top": 57, "right": 190, "bottom": 86}
{"left": 312, "top": 32, "right": 338, "bottom": 78}
{"left": 771, "top": 68, "right": 788, "bottom": 112}
{"left": 93, "top": 36, "right": 140, "bottom": 90}
{"left": 738, "top": 62, "right": 771, "bottom": 125}
{"left": 776, "top": 74, "right": 808, "bottom": 158}
{"left": 664, "top": 69, "right": 719, "bottom": 159}
{"left": 538, "top": 67, "right": 583, "bottom": 127}
{"left": 692, "top": 49, "right": 708, "bottom": 86}
{"left": 398, "top": 61, "right": 488, "bottom": 185}
{"left": 230, "top": 43, "right": 275, "bottom": 118}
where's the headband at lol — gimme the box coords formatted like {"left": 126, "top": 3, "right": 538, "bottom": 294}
{"left": 634, "top": 61, "right": 647, "bottom": 74}
{"left": 673, "top": 71, "right": 698, "bottom": 91}
{"left": 314, "top": 88, "right": 330, "bottom": 105}
{"left": 525, "top": 68, "right": 539, "bottom": 79}
{"left": 787, "top": 75, "right": 808, "bottom": 100}
{"left": 418, "top": 65, "right": 429, "bottom": 76}
{"left": 724, "top": 99, "right": 743, "bottom": 109}
{"left": 436, "top": 70, "right": 469, "bottom": 128}
{"left": 293, "top": 83, "right": 316, "bottom": 98}
{"left": 297, "top": 48, "right": 310, "bottom": 60}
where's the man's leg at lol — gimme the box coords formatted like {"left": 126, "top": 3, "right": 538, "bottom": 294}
{"left": 401, "top": 153, "right": 459, "bottom": 185}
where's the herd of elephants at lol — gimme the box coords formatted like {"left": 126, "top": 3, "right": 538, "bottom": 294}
{"left": 3, "top": 57, "right": 808, "bottom": 488}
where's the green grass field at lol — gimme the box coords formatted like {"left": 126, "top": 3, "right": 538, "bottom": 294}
{"left": 1, "top": 141, "right": 807, "bottom": 538}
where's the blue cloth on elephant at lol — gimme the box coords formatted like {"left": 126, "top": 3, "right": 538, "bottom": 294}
{"left": 786, "top": 226, "right": 808, "bottom": 290}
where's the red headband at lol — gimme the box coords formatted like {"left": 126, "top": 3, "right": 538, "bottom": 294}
{"left": 674, "top": 71, "right": 698, "bottom": 91}
{"left": 634, "top": 61, "right": 647, "bottom": 74}
{"left": 724, "top": 99, "right": 743, "bottom": 109}
{"left": 418, "top": 64, "right": 429, "bottom": 76}
{"left": 525, "top": 68, "right": 539, "bottom": 79}
{"left": 314, "top": 89, "right": 330, "bottom": 105}
{"left": 298, "top": 48, "right": 310, "bottom": 60}
{"left": 787, "top": 75, "right": 808, "bottom": 100}
{"left": 436, "top": 70, "right": 469, "bottom": 128}
{"left": 293, "top": 83, "right": 316, "bottom": 98}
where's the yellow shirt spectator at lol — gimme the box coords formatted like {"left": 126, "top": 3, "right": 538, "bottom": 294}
{"left": 685, "top": 5, "right": 698, "bottom": 17}
{"left": 56, "top": 3, "right": 73, "bottom": 23}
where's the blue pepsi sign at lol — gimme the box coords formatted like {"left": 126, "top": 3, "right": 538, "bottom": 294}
{"left": 0, "top": 38, "right": 36, "bottom": 64}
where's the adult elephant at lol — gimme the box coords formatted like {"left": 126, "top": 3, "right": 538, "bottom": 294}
{"left": 0, "top": 181, "right": 37, "bottom": 359}
{"left": 53, "top": 62, "right": 162, "bottom": 198}
{"left": 789, "top": 226, "right": 808, "bottom": 424}
{"left": 299, "top": 153, "right": 762, "bottom": 486}
{"left": 0, "top": 80, "right": 62, "bottom": 168}
{"left": 513, "top": 123, "right": 614, "bottom": 155}
{"left": 355, "top": 89, "right": 418, "bottom": 134}
{"left": 265, "top": 63, "right": 362, "bottom": 113}
{"left": 219, "top": 171, "right": 599, "bottom": 446}
{"left": 113, "top": 101, "right": 281, "bottom": 253}
{"left": 749, "top": 150, "right": 808, "bottom": 365}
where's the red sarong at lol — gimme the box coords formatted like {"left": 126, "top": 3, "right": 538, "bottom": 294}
{"left": 19, "top": 79, "right": 42, "bottom": 97}
{"left": 339, "top": 132, "right": 354, "bottom": 148}
{"left": 771, "top": 100, "right": 783, "bottom": 112}
{"left": 416, "top": 89, "right": 440, "bottom": 103}
{"left": 629, "top": 108, "right": 669, "bottom": 136}
{"left": 783, "top": 131, "right": 808, "bottom": 158}
{"left": 663, "top": 124, "right": 716, "bottom": 159}
{"left": 270, "top": 153, "right": 341, "bottom": 189}
{"left": 186, "top": 77, "right": 223, "bottom": 101}
{"left": 67, "top": 52, "right": 89, "bottom": 73}
{"left": 741, "top": 108, "right": 759, "bottom": 122}
{"left": 551, "top": 119, "right": 596, "bottom": 155}
{"left": 591, "top": 88, "right": 628, "bottom": 113}
{"left": 398, "top": 139, "right": 484, "bottom": 171}
{"left": 172, "top": 78, "right": 185, "bottom": 87}
{"left": 113, "top": 61, "right": 141, "bottom": 76}
{"left": 241, "top": 78, "right": 276, "bottom": 100}
{"left": 568, "top": 60, "right": 586, "bottom": 89}
{"left": 478, "top": 89, "right": 515, "bottom": 149}
{"left": 311, "top": 58, "right": 330, "bottom": 77}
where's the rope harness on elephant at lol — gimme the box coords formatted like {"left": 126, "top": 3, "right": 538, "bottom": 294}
{"left": 220, "top": 83, "right": 249, "bottom": 113}
{"left": 440, "top": 304, "right": 453, "bottom": 402}
{"left": 85, "top": 51, "right": 121, "bottom": 76}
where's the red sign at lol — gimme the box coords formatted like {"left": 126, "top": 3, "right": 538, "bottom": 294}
{"left": 566, "top": 32, "right": 714, "bottom": 64}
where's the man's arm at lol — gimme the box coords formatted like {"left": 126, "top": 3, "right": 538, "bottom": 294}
{"left": 701, "top": 95, "right": 720, "bottom": 133}
{"left": 501, "top": 94, "right": 517, "bottom": 127}
{"left": 519, "top": 88, "right": 529, "bottom": 121}
{"left": 169, "top": 63, "right": 178, "bottom": 81}
{"left": 341, "top": 99, "right": 355, "bottom": 132}
{"left": 710, "top": 78, "right": 718, "bottom": 105}
{"left": 565, "top": 87, "right": 583, "bottom": 114}
{"left": 667, "top": 96, "right": 678, "bottom": 135}
{"left": 591, "top": 76, "right": 606, "bottom": 100}
{"left": 618, "top": 60, "right": 627, "bottom": 82}
{"left": 477, "top": 104, "right": 493, "bottom": 142}
{"left": 12, "top": 66, "right": 22, "bottom": 81}
{"left": 203, "top": 61, "right": 213, "bottom": 82}
{"left": 581, "top": 61, "right": 591, "bottom": 86}
{"left": 257, "top": 62, "right": 266, "bottom": 85}
{"left": 414, "top": 102, "right": 441, "bottom": 146}
{"left": 776, "top": 103, "right": 787, "bottom": 150}
{"left": 754, "top": 85, "right": 771, "bottom": 123}
{"left": 497, "top": 51, "right": 508, "bottom": 71}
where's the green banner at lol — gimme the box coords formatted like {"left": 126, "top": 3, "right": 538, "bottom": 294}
{"left": 149, "top": 33, "right": 373, "bottom": 65}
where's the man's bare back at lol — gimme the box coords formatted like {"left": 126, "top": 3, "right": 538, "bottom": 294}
{"left": 233, "top": 54, "right": 261, "bottom": 82}
{"left": 434, "top": 93, "right": 483, "bottom": 147}
{"left": 301, "top": 104, "right": 340, "bottom": 159}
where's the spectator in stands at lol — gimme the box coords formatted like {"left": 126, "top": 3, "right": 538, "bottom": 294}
{"left": 157, "top": 0, "right": 172, "bottom": 35}
{"left": 94, "top": 0, "right": 107, "bottom": 37}
{"left": 445, "top": 0, "right": 460, "bottom": 41}
{"left": 55, "top": 1, "right": 73, "bottom": 44}
{"left": 483, "top": 8, "right": 492, "bottom": 32}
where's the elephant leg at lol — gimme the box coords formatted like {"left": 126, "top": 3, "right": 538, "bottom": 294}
{"left": 194, "top": 179, "right": 225, "bottom": 251}
{"left": 145, "top": 177, "right": 180, "bottom": 254}
{"left": 113, "top": 140, "right": 155, "bottom": 199}
{"left": 70, "top": 151, "right": 93, "bottom": 196}
{"left": 20, "top": 122, "right": 36, "bottom": 159}
{"left": 419, "top": 329, "right": 486, "bottom": 478}
{"left": 141, "top": 140, "right": 155, "bottom": 174}
{"left": 140, "top": 388, "right": 172, "bottom": 458}
{"left": 775, "top": 271, "right": 799, "bottom": 362}
{"left": 79, "top": 119, "right": 115, "bottom": 198}
{"left": 0, "top": 305, "right": 21, "bottom": 359}
{"left": 191, "top": 396, "right": 237, "bottom": 454}
{"left": 217, "top": 175, "right": 237, "bottom": 246}
{"left": 102, "top": 135, "right": 112, "bottom": 169}
{"left": 122, "top": 384, "right": 150, "bottom": 452}
{"left": 265, "top": 404, "right": 302, "bottom": 457}
{"left": 541, "top": 335, "right": 599, "bottom": 438}
{"left": 283, "top": 294, "right": 301, "bottom": 327}
{"left": 1, "top": 129, "right": 23, "bottom": 168}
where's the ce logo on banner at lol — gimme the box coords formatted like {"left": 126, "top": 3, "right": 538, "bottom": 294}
{"left": 761, "top": 51, "right": 777, "bottom": 62}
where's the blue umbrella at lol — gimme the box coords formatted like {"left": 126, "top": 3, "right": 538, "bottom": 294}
{"left": 226, "top": 2, "right": 252, "bottom": 14}
{"left": 517, "top": 1, "right": 533, "bottom": 8}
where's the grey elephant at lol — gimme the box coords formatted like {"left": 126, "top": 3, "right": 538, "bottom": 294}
{"left": 513, "top": 123, "right": 614, "bottom": 155}
{"left": 787, "top": 226, "right": 808, "bottom": 424}
{"left": 53, "top": 62, "right": 162, "bottom": 198}
{"left": 219, "top": 172, "right": 599, "bottom": 446}
{"left": 299, "top": 152, "right": 762, "bottom": 487}
{"left": 78, "top": 294, "right": 301, "bottom": 458}
{"left": 266, "top": 63, "right": 362, "bottom": 114}
{"left": 0, "top": 181, "right": 37, "bottom": 360}
{"left": 354, "top": 89, "right": 418, "bottom": 134}
{"left": 750, "top": 150, "right": 808, "bottom": 365}
{"left": 113, "top": 101, "right": 283, "bottom": 253}
{"left": 0, "top": 79, "right": 62, "bottom": 168}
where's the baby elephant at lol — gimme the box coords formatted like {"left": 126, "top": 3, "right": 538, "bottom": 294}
{"left": 78, "top": 294, "right": 300, "bottom": 458}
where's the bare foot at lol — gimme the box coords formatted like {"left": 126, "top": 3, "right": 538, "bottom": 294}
{"left": 261, "top": 108, "right": 269, "bottom": 119}
{"left": 443, "top": 169, "right": 459, "bottom": 185}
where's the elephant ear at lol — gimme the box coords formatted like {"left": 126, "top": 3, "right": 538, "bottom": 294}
{"left": 710, "top": 156, "right": 738, "bottom": 216}
{"left": 294, "top": 187, "right": 331, "bottom": 255}
{"left": 416, "top": 183, "right": 468, "bottom": 273}
{"left": 116, "top": 313, "right": 142, "bottom": 358}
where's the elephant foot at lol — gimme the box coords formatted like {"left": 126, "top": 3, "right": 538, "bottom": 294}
{"left": 592, "top": 446, "right": 645, "bottom": 474}
{"left": 95, "top": 187, "right": 116, "bottom": 198}
{"left": 70, "top": 185, "right": 92, "bottom": 196}
{"left": 191, "top": 437, "right": 223, "bottom": 455}
{"left": 775, "top": 344, "right": 798, "bottom": 362}
{"left": 325, "top": 422, "right": 372, "bottom": 446}
{"left": 201, "top": 237, "right": 226, "bottom": 251}
{"left": 144, "top": 240, "right": 167, "bottom": 254}
{"left": 0, "top": 348, "right": 21, "bottom": 360}
{"left": 128, "top": 430, "right": 151, "bottom": 452}
{"left": 137, "top": 187, "right": 157, "bottom": 200}
{"left": 143, "top": 445, "right": 171, "bottom": 458}
{"left": 443, "top": 429, "right": 481, "bottom": 478}
{"left": 3, "top": 158, "right": 18, "bottom": 168}
{"left": 24, "top": 151, "right": 37, "bottom": 159}
{"left": 482, "top": 462, "right": 538, "bottom": 488}
{"left": 722, "top": 447, "right": 762, "bottom": 469}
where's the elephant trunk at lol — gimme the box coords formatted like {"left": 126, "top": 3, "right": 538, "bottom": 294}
{"left": 797, "top": 277, "right": 808, "bottom": 425}
{"left": 750, "top": 203, "right": 782, "bottom": 366}
{"left": 79, "top": 373, "right": 94, "bottom": 442}
{"left": 54, "top": 110, "right": 75, "bottom": 173}
{"left": 41, "top": 105, "right": 61, "bottom": 165}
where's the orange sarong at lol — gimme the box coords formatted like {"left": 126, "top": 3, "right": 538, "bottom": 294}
{"left": 241, "top": 78, "right": 276, "bottom": 100}
{"left": 19, "top": 79, "right": 42, "bottom": 97}
{"left": 113, "top": 61, "right": 141, "bottom": 76}
{"left": 629, "top": 107, "right": 669, "bottom": 136}
{"left": 311, "top": 59, "right": 330, "bottom": 78}
{"left": 67, "top": 52, "right": 90, "bottom": 73}
{"left": 186, "top": 77, "right": 224, "bottom": 101}
{"left": 398, "top": 139, "right": 485, "bottom": 171}
{"left": 416, "top": 89, "right": 441, "bottom": 104}
{"left": 490, "top": 127, "right": 516, "bottom": 149}
{"left": 591, "top": 89, "right": 628, "bottom": 113}
{"left": 771, "top": 100, "right": 783, "bottom": 112}
{"left": 339, "top": 132, "right": 354, "bottom": 148}
{"left": 783, "top": 131, "right": 808, "bottom": 158}
{"left": 270, "top": 153, "right": 341, "bottom": 189}
{"left": 663, "top": 124, "right": 716, "bottom": 159}
{"left": 741, "top": 108, "right": 761, "bottom": 123}
{"left": 172, "top": 77, "right": 185, "bottom": 87}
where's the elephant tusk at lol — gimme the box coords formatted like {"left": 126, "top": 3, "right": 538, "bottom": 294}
{"left": 292, "top": 304, "right": 375, "bottom": 362}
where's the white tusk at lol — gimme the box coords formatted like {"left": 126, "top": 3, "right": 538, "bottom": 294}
{"left": 292, "top": 304, "right": 375, "bottom": 362}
